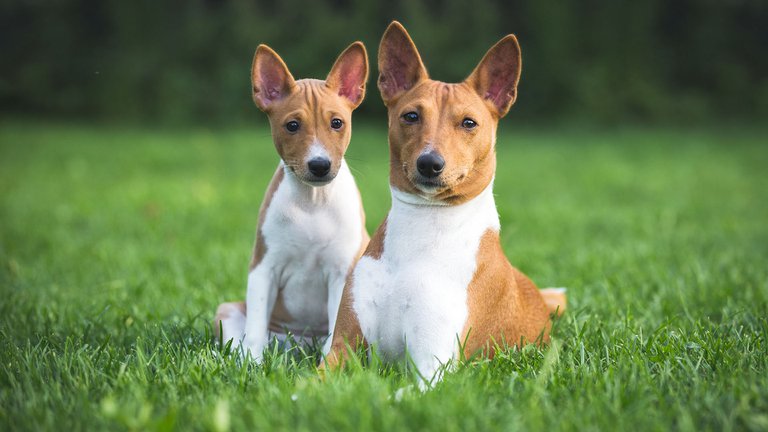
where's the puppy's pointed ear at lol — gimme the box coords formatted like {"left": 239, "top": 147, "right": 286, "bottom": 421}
{"left": 465, "top": 35, "right": 522, "bottom": 118}
{"left": 326, "top": 42, "right": 369, "bottom": 109}
{"left": 377, "top": 21, "right": 428, "bottom": 105}
{"left": 251, "top": 44, "right": 296, "bottom": 112}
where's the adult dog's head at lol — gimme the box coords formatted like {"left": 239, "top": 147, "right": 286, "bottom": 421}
{"left": 378, "top": 21, "right": 521, "bottom": 204}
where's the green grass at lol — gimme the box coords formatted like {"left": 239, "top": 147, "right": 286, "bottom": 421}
{"left": 1, "top": 120, "right": 767, "bottom": 431}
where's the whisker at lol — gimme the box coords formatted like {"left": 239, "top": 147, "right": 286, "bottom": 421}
{"left": 343, "top": 156, "right": 367, "bottom": 163}
{"left": 348, "top": 166, "right": 366, "bottom": 178}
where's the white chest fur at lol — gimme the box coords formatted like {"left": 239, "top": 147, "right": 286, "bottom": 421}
{"left": 351, "top": 182, "right": 500, "bottom": 380}
{"left": 258, "top": 160, "right": 364, "bottom": 334}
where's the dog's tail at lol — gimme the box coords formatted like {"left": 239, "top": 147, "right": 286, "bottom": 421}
{"left": 540, "top": 288, "right": 567, "bottom": 316}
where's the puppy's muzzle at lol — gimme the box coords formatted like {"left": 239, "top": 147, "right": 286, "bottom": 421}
{"left": 307, "top": 157, "right": 332, "bottom": 178}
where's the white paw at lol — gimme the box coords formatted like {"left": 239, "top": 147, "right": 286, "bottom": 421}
{"left": 238, "top": 338, "right": 266, "bottom": 363}
{"left": 389, "top": 384, "right": 416, "bottom": 402}
{"left": 417, "top": 377, "right": 436, "bottom": 392}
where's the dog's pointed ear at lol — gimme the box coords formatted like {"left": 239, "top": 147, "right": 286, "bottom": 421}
{"left": 326, "top": 42, "right": 369, "bottom": 109}
{"left": 465, "top": 35, "right": 522, "bottom": 118}
{"left": 377, "top": 21, "right": 428, "bottom": 105}
{"left": 251, "top": 44, "right": 296, "bottom": 112}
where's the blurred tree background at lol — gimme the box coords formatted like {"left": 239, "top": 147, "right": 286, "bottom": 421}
{"left": 1, "top": 0, "right": 766, "bottom": 125}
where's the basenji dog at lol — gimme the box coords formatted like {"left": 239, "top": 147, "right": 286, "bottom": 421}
{"left": 214, "top": 42, "right": 370, "bottom": 362}
{"left": 322, "top": 22, "right": 567, "bottom": 385}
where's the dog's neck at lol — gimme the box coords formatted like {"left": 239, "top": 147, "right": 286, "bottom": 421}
{"left": 390, "top": 188, "right": 452, "bottom": 207}
{"left": 389, "top": 179, "right": 500, "bottom": 231}
{"left": 281, "top": 159, "right": 349, "bottom": 206}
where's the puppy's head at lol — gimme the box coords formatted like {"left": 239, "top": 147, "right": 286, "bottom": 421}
{"left": 252, "top": 42, "right": 368, "bottom": 186}
{"left": 378, "top": 22, "right": 521, "bottom": 204}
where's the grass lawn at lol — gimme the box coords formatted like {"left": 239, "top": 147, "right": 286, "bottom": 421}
{"left": 1, "top": 120, "right": 766, "bottom": 431}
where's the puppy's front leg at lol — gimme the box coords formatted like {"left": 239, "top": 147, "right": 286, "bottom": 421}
{"left": 241, "top": 264, "right": 277, "bottom": 362}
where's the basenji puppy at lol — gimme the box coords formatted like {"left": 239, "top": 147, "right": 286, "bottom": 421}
{"left": 322, "top": 22, "right": 567, "bottom": 385}
{"left": 214, "top": 42, "right": 370, "bottom": 362}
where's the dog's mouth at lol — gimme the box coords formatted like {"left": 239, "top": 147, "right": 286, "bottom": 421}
{"left": 413, "top": 177, "right": 446, "bottom": 194}
{"left": 289, "top": 167, "right": 338, "bottom": 187}
{"left": 303, "top": 174, "right": 336, "bottom": 187}
{"left": 408, "top": 169, "right": 468, "bottom": 196}
{"left": 284, "top": 157, "right": 339, "bottom": 187}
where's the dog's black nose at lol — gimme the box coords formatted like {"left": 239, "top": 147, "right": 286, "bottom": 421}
{"left": 416, "top": 152, "right": 445, "bottom": 178}
{"left": 307, "top": 157, "right": 331, "bottom": 177}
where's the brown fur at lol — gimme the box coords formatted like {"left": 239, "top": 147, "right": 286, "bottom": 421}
{"left": 252, "top": 143, "right": 366, "bottom": 336}
{"left": 461, "top": 230, "right": 551, "bottom": 357}
{"left": 216, "top": 42, "right": 370, "bottom": 342}
{"left": 385, "top": 81, "right": 498, "bottom": 205}
{"left": 378, "top": 22, "right": 513, "bottom": 206}
{"left": 249, "top": 166, "right": 285, "bottom": 270}
{"left": 251, "top": 43, "right": 368, "bottom": 183}
{"left": 325, "top": 22, "right": 566, "bottom": 370}
{"left": 320, "top": 219, "right": 386, "bottom": 370}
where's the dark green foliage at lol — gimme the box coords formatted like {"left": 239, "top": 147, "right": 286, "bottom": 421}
{"left": 1, "top": 0, "right": 767, "bottom": 124}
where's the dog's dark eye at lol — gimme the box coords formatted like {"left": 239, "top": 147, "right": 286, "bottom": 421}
{"left": 285, "top": 120, "right": 300, "bottom": 133}
{"left": 462, "top": 118, "right": 477, "bottom": 129}
{"left": 402, "top": 111, "right": 419, "bottom": 123}
{"left": 330, "top": 118, "right": 344, "bottom": 130}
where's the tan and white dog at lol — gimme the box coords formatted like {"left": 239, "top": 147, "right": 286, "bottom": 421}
{"left": 214, "top": 42, "right": 370, "bottom": 362}
{"left": 322, "top": 22, "right": 566, "bottom": 384}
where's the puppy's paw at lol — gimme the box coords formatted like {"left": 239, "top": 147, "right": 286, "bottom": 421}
{"left": 389, "top": 384, "right": 417, "bottom": 402}
{"left": 237, "top": 335, "right": 269, "bottom": 364}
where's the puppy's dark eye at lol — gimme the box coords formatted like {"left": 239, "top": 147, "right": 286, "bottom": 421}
{"left": 462, "top": 118, "right": 477, "bottom": 129}
{"left": 286, "top": 120, "right": 300, "bottom": 133}
{"left": 330, "top": 118, "right": 343, "bottom": 130}
{"left": 402, "top": 111, "right": 420, "bottom": 123}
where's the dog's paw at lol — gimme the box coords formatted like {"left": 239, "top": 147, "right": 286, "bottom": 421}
{"left": 389, "top": 384, "right": 417, "bottom": 402}
{"left": 237, "top": 339, "right": 266, "bottom": 364}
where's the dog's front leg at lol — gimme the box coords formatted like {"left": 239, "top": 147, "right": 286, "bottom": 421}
{"left": 407, "top": 331, "right": 459, "bottom": 390}
{"left": 322, "top": 271, "right": 347, "bottom": 355}
{"left": 241, "top": 264, "right": 277, "bottom": 362}
{"left": 319, "top": 277, "right": 366, "bottom": 371}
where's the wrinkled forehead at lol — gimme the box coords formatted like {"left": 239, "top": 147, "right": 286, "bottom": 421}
{"left": 391, "top": 80, "right": 489, "bottom": 116}
{"left": 270, "top": 79, "right": 351, "bottom": 120}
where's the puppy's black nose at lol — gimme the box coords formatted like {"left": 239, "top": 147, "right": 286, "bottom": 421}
{"left": 307, "top": 157, "right": 331, "bottom": 177}
{"left": 416, "top": 152, "right": 445, "bottom": 178}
